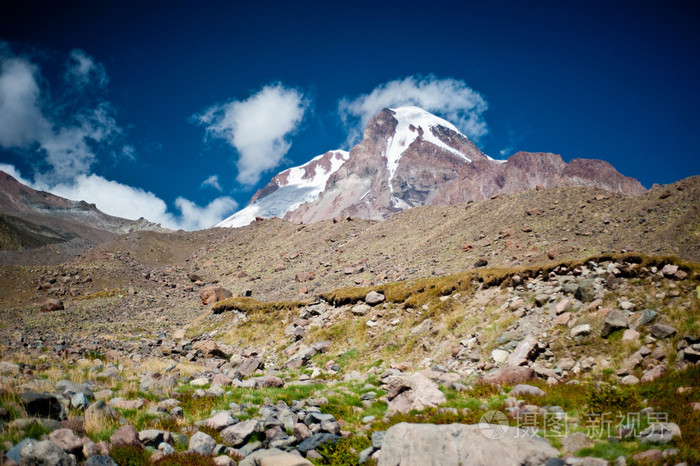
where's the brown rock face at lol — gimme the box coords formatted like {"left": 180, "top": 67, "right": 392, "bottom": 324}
{"left": 281, "top": 107, "right": 645, "bottom": 224}
{"left": 199, "top": 286, "right": 232, "bottom": 305}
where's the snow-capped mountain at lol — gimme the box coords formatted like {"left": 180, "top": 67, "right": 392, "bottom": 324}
{"left": 219, "top": 106, "right": 645, "bottom": 227}
{"left": 216, "top": 150, "right": 349, "bottom": 228}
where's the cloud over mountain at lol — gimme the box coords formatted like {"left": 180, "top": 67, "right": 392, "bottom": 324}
{"left": 194, "top": 83, "right": 309, "bottom": 185}
{"left": 0, "top": 43, "right": 236, "bottom": 230}
{"left": 338, "top": 75, "right": 488, "bottom": 145}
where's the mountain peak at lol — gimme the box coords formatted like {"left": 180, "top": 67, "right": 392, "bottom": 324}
{"left": 219, "top": 106, "right": 645, "bottom": 228}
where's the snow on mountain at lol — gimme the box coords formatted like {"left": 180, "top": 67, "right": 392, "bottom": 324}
{"left": 215, "top": 150, "right": 349, "bottom": 228}
{"left": 384, "top": 106, "right": 472, "bottom": 189}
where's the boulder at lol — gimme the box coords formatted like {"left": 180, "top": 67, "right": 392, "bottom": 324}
{"left": 138, "top": 429, "right": 165, "bottom": 448}
{"left": 649, "top": 323, "right": 677, "bottom": 339}
{"left": 19, "top": 393, "right": 62, "bottom": 420}
{"left": 638, "top": 422, "right": 681, "bottom": 444}
{"left": 570, "top": 324, "right": 591, "bottom": 338}
{"left": 205, "top": 412, "right": 237, "bottom": 430}
{"left": 351, "top": 303, "right": 371, "bottom": 315}
{"left": 238, "top": 448, "right": 313, "bottom": 466}
{"left": 574, "top": 280, "right": 596, "bottom": 303}
{"left": 561, "top": 432, "right": 593, "bottom": 453}
{"left": 506, "top": 336, "right": 538, "bottom": 367}
{"left": 377, "top": 422, "right": 558, "bottom": 466}
{"left": 221, "top": 419, "right": 261, "bottom": 446}
{"left": 365, "top": 291, "right": 385, "bottom": 305}
{"left": 84, "top": 400, "right": 119, "bottom": 434}
{"left": 20, "top": 439, "right": 76, "bottom": 466}
{"left": 41, "top": 298, "right": 64, "bottom": 312}
{"left": 641, "top": 364, "right": 667, "bottom": 383}
{"left": 296, "top": 433, "right": 341, "bottom": 453}
{"left": 189, "top": 431, "right": 216, "bottom": 455}
{"left": 84, "top": 456, "right": 117, "bottom": 466}
{"left": 200, "top": 286, "right": 232, "bottom": 305}
{"left": 510, "top": 384, "right": 545, "bottom": 397}
{"left": 383, "top": 373, "right": 446, "bottom": 413}
{"left": 48, "top": 428, "right": 83, "bottom": 455}
{"left": 480, "top": 366, "right": 533, "bottom": 386}
{"left": 601, "top": 310, "right": 628, "bottom": 337}
{"left": 109, "top": 425, "right": 142, "bottom": 448}
{"left": 627, "top": 309, "right": 657, "bottom": 329}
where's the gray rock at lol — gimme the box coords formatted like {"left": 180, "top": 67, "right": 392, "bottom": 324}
{"left": 221, "top": 419, "right": 261, "bottom": 446}
{"left": 510, "top": 384, "right": 545, "bottom": 397}
{"left": 297, "top": 433, "right": 341, "bottom": 453}
{"left": 506, "top": 336, "right": 538, "bottom": 367}
{"left": 383, "top": 373, "right": 446, "bottom": 413}
{"left": 575, "top": 280, "right": 596, "bottom": 303}
{"left": 7, "top": 438, "right": 32, "bottom": 464}
{"left": 139, "top": 429, "right": 165, "bottom": 447}
{"left": 365, "top": 291, "right": 385, "bottom": 305}
{"left": 628, "top": 309, "right": 657, "bottom": 329}
{"left": 205, "top": 412, "right": 237, "bottom": 430}
{"left": 71, "top": 393, "right": 90, "bottom": 410}
{"left": 110, "top": 425, "right": 141, "bottom": 447}
{"left": 84, "top": 456, "right": 118, "bottom": 466}
{"left": 602, "top": 310, "right": 628, "bottom": 337}
{"left": 377, "top": 422, "right": 558, "bottom": 466}
{"left": 48, "top": 428, "right": 83, "bottom": 455}
{"left": 359, "top": 446, "right": 376, "bottom": 464}
{"left": 638, "top": 422, "right": 682, "bottom": 444}
{"left": 371, "top": 431, "right": 386, "bottom": 449}
{"left": 570, "top": 324, "right": 591, "bottom": 338}
{"left": 0, "top": 361, "right": 20, "bottom": 375}
{"left": 20, "top": 439, "right": 77, "bottom": 465}
{"left": 19, "top": 393, "right": 62, "bottom": 420}
{"left": 649, "top": 323, "right": 677, "bottom": 339}
{"left": 189, "top": 431, "right": 217, "bottom": 455}
{"left": 620, "top": 375, "right": 640, "bottom": 385}
{"left": 561, "top": 432, "right": 593, "bottom": 453}
{"left": 56, "top": 380, "right": 94, "bottom": 399}
{"left": 351, "top": 303, "right": 371, "bottom": 316}
{"left": 238, "top": 448, "right": 312, "bottom": 466}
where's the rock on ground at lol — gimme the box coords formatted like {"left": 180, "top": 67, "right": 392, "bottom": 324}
{"left": 20, "top": 439, "right": 77, "bottom": 466}
{"left": 384, "top": 373, "right": 446, "bottom": 413}
{"left": 377, "top": 422, "right": 558, "bottom": 466}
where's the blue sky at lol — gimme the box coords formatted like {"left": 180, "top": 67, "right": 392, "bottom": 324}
{"left": 0, "top": 0, "right": 698, "bottom": 229}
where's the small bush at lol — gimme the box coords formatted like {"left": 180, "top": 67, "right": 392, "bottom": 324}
{"left": 154, "top": 451, "right": 217, "bottom": 466}
{"left": 109, "top": 444, "right": 151, "bottom": 466}
{"left": 586, "top": 383, "right": 641, "bottom": 414}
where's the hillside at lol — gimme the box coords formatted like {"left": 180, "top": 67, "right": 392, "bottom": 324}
{"left": 0, "top": 177, "right": 698, "bottom": 465}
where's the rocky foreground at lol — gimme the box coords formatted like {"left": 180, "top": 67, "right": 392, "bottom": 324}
{"left": 0, "top": 253, "right": 699, "bottom": 465}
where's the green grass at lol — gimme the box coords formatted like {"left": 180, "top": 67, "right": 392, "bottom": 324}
{"left": 576, "top": 441, "right": 645, "bottom": 461}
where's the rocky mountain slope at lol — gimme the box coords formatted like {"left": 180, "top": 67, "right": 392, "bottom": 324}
{"left": 0, "top": 171, "right": 168, "bottom": 264}
{"left": 224, "top": 106, "right": 646, "bottom": 226}
{"left": 0, "top": 176, "right": 697, "bottom": 466}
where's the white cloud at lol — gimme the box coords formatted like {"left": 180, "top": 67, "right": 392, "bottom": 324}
{"left": 0, "top": 56, "right": 51, "bottom": 148}
{"left": 195, "top": 83, "right": 308, "bottom": 185}
{"left": 339, "top": 75, "right": 488, "bottom": 145}
{"left": 175, "top": 196, "right": 237, "bottom": 230}
{"left": 65, "top": 49, "right": 108, "bottom": 89}
{"left": 201, "top": 174, "right": 222, "bottom": 191}
{"left": 0, "top": 47, "right": 122, "bottom": 183}
{"left": 40, "top": 173, "right": 237, "bottom": 230}
{"left": 0, "top": 46, "right": 236, "bottom": 231}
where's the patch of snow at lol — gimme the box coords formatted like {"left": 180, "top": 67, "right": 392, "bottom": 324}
{"left": 216, "top": 150, "right": 349, "bottom": 228}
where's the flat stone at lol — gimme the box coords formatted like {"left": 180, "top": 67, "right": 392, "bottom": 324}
{"left": 571, "top": 324, "right": 591, "bottom": 338}
{"left": 506, "top": 336, "right": 538, "bottom": 367}
{"left": 602, "top": 309, "right": 628, "bottom": 337}
{"left": 649, "top": 323, "right": 676, "bottom": 339}
{"left": 510, "top": 384, "right": 545, "bottom": 397}
{"left": 365, "top": 291, "right": 385, "bottom": 305}
{"left": 206, "top": 412, "right": 237, "bottom": 430}
{"left": 221, "top": 419, "right": 261, "bottom": 446}
{"left": 377, "top": 423, "right": 558, "bottom": 466}
{"left": 49, "top": 428, "right": 83, "bottom": 455}
{"left": 628, "top": 309, "right": 657, "bottom": 329}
